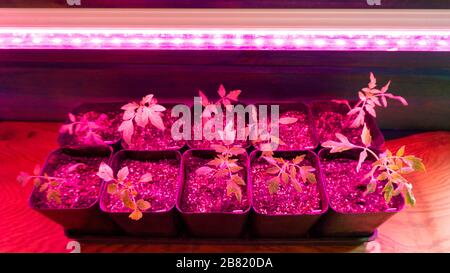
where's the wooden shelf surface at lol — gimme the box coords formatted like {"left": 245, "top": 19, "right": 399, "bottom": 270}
{"left": 0, "top": 121, "right": 449, "bottom": 253}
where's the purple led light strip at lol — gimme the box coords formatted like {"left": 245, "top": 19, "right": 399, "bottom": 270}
{"left": 0, "top": 29, "right": 448, "bottom": 51}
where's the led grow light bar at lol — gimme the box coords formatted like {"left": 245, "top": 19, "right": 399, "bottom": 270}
{"left": 0, "top": 9, "right": 449, "bottom": 51}
{"left": 1, "top": 28, "right": 449, "bottom": 51}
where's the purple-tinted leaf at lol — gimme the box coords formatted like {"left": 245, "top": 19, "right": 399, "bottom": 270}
{"left": 218, "top": 84, "right": 226, "bottom": 97}
{"left": 59, "top": 124, "right": 72, "bottom": 135}
{"left": 129, "top": 209, "right": 143, "bottom": 221}
{"left": 195, "top": 166, "right": 214, "bottom": 176}
{"left": 371, "top": 96, "right": 382, "bottom": 107}
{"left": 347, "top": 107, "right": 362, "bottom": 116}
{"left": 365, "top": 104, "right": 377, "bottom": 117}
{"left": 336, "top": 133, "right": 350, "bottom": 144}
{"left": 139, "top": 173, "right": 153, "bottom": 183}
{"left": 226, "top": 90, "right": 241, "bottom": 101}
{"left": 97, "top": 162, "right": 114, "bottom": 182}
{"left": 278, "top": 117, "right": 298, "bottom": 125}
{"left": 198, "top": 90, "right": 210, "bottom": 107}
{"left": 148, "top": 112, "right": 165, "bottom": 131}
{"left": 226, "top": 181, "right": 242, "bottom": 202}
{"left": 118, "top": 119, "right": 134, "bottom": 144}
{"left": 141, "top": 94, "right": 154, "bottom": 105}
{"left": 134, "top": 107, "right": 148, "bottom": 128}
{"left": 117, "top": 166, "right": 129, "bottom": 182}
{"left": 123, "top": 109, "right": 136, "bottom": 120}
{"left": 121, "top": 102, "right": 139, "bottom": 111}
{"left": 68, "top": 113, "right": 76, "bottom": 123}
{"left": 361, "top": 123, "right": 372, "bottom": 147}
{"left": 357, "top": 149, "right": 368, "bottom": 172}
{"left": 358, "top": 91, "right": 366, "bottom": 101}
{"left": 67, "top": 163, "right": 86, "bottom": 173}
{"left": 151, "top": 104, "right": 166, "bottom": 112}
{"left": 363, "top": 179, "right": 377, "bottom": 196}
{"left": 229, "top": 147, "right": 246, "bottom": 155}
{"left": 381, "top": 96, "right": 388, "bottom": 107}
{"left": 381, "top": 80, "right": 391, "bottom": 93}
{"left": 268, "top": 176, "right": 280, "bottom": 195}
{"left": 331, "top": 99, "right": 351, "bottom": 110}
{"left": 368, "top": 72, "right": 377, "bottom": 89}
{"left": 291, "top": 177, "right": 302, "bottom": 192}
{"left": 222, "top": 98, "right": 231, "bottom": 106}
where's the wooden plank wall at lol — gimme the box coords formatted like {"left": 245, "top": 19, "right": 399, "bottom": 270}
{"left": 0, "top": 50, "right": 449, "bottom": 130}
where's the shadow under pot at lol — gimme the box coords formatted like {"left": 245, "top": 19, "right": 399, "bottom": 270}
{"left": 187, "top": 103, "right": 250, "bottom": 149}
{"left": 249, "top": 150, "right": 328, "bottom": 237}
{"left": 314, "top": 148, "right": 405, "bottom": 237}
{"left": 58, "top": 102, "right": 124, "bottom": 148}
{"left": 251, "top": 102, "right": 318, "bottom": 151}
{"left": 100, "top": 150, "right": 182, "bottom": 236}
{"left": 120, "top": 103, "right": 186, "bottom": 151}
{"left": 178, "top": 149, "right": 250, "bottom": 237}
{"left": 310, "top": 100, "right": 384, "bottom": 150}
{"left": 29, "top": 146, "right": 118, "bottom": 235}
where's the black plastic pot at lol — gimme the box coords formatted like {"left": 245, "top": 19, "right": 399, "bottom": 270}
{"left": 249, "top": 150, "right": 328, "bottom": 237}
{"left": 250, "top": 102, "right": 318, "bottom": 151}
{"left": 120, "top": 103, "right": 186, "bottom": 151}
{"left": 313, "top": 148, "right": 405, "bottom": 237}
{"left": 58, "top": 102, "right": 124, "bottom": 148}
{"left": 178, "top": 149, "right": 251, "bottom": 237}
{"left": 29, "top": 146, "right": 118, "bottom": 235}
{"left": 310, "top": 100, "right": 384, "bottom": 150}
{"left": 100, "top": 150, "right": 182, "bottom": 236}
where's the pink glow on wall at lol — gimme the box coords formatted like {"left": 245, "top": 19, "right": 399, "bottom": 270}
{"left": 0, "top": 28, "right": 448, "bottom": 51}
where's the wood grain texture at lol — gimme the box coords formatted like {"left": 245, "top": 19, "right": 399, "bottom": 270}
{"left": 0, "top": 122, "right": 449, "bottom": 253}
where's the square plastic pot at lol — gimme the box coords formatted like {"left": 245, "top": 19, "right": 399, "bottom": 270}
{"left": 29, "top": 146, "right": 119, "bottom": 235}
{"left": 100, "top": 150, "right": 182, "bottom": 236}
{"left": 178, "top": 149, "right": 251, "bottom": 238}
{"left": 250, "top": 102, "right": 318, "bottom": 151}
{"left": 249, "top": 150, "right": 328, "bottom": 237}
{"left": 313, "top": 148, "right": 405, "bottom": 237}
{"left": 310, "top": 100, "right": 384, "bottom": 150}
{"left": 58, "top": 102, "right": 124, "bottom": 148}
